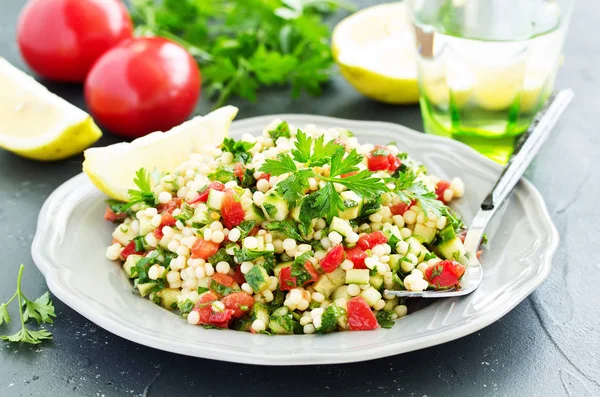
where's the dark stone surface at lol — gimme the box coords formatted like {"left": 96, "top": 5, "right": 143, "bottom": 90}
{"left": 1, "top": 1, "right": 598, "bottom": 396}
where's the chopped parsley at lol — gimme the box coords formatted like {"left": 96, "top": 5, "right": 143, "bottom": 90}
{"left": 123, "top": 168, "right": 158, "bottom": 210}
{"left": 375, "top": 310, "right": 395, "bottom": 329}
{"left": 220, "top": 137, "right": 255, "bottom": 164}
{"left": 268, "top": 121, "right": 291, "bottom": 140}
{"left": 290, "top": 252, "right": 314, "bottom": 286}
{"left": 317, "top": 304, "right": 345, "bottom": 334}
{"left": 265, "top": 220, "right": 305, "bottom": 242}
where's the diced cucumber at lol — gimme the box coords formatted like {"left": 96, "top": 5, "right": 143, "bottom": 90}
{"left": 383, "top": 297, "right": 399, "bottom": 311}
{"left": 345, "top": 269, "right": 370, "bottom": 285}
{"left": 406, "top": 237, "right": 427, "bottom": 262}
{"left": 313, "top": 275, "right": 337, "bottom": 298}
{"left": 246, "top": 236, "right": 266, "bottom": 252}
{"left": 138, "top": 216, "right": 152, "bottom": 236}
{"left": 244, "top": 204, "right": 266, "bottom": 222}
{"left": 251, "top": 302, "right": 270, "bottom": 325}
{"left": 112, "top": 222, "right": 138, "bottom": 246}
{"left": 331, "top": 285, "right": 352, "bottom": 301}
{"left": 261, "top": 190, "right": 289, "bottom": 221}
{"left": 438, "top": 224, "right": 456, "bottom": 244}
{"left": 388, "top": 254, "right": 402, "bottom": 272}
{"left": 157, "top": 288, "right": 180, "bottom": 309}
{"left": 413, "top": 224, "right": 437, "bottom": 244}
{"left": 329, "top": 216, "right": 351, "bottom": 237}
{"left": 269, "top": 307, "right": 297, "bottom": 334}
{"left": 207, "top": 189, "right": 226, "bottom": 210}
{"left": 338, "top": 129, "right": 354, "bottom": 139}
{"left": 245, "top": 264, "right": 270, "bottom": 292}
{"left": 339, "top": 191, "right": 364, "bottom": 220}
{"left": 326, "top": 267, "right": 346, "bottom": 287}
{"left": 273, "top": 261, "right": 292, "bottom": 277}
{"left": 197, "top": 276, "right": 210, "bottom": 290}
{"left": 360, "top": 286, "right": 382, "bottom": 307}
{"left": 382, "top": 223, "right": 402, "bottom": 242}
{"left": 435, "top": 237, "right": 467, "bottom": 263}
{"left": 190, "top": 204, "right": 210, "bottom": 225}
{"left": 369, "top": 274, "right": 384, "bottom": 291}
{"left": 137, "top": 282, "right": 157, "bottom": 297}
{"left": 123, "top": 254, "right": 142, "bottom": 278}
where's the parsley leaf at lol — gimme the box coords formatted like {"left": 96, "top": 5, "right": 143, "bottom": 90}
{"left": 268, "top": 121, "right": 291, "bottom": 140}
{"left": 290, "top": 252, "right": 315, "bottom": 286}
{"left": 22, "top": 292, "right": 56, "bottom": 324}
{"left": 221, "top": 137, "right": 255, "bottom": 164}
{"left": 260, "top": 153, "right": 297, "bottom": 176}
{"left": 236, "top": 220, "right": 256, "bottom": 239}
{"left": 234, "top": 248, "right": 274, "bottom": 263}
{"left": 175, "top": 203, "right": 195, "bottom": 223}
{"left": 0, "top": 303, "right": 10, "bottom": 325}
{"left": 317, "top": 304, "right": 345, "bottom": 334}
{"left": 123, "top": 168, "right": 158, "bottom": 210}
{"left": 1, "top": 328, "right": 52, "bottom": 345}
{"left": 328, "top": 148, "right": 362, "bottom": 178}
{"left": 208, "top": 165, "right": 236, "bottom": 183}
{"left": 273, "top": 169, "right": 312, "bottom": 207}
{"left": 265, "top": 220, "right": 305, "bottom": 242}
{"left": 375, "top": 310, "right": 395, "bottom": 329}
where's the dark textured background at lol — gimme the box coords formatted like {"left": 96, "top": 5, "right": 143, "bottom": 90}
{"left": 1, "top": 1, "right": 599, "bottom": 396}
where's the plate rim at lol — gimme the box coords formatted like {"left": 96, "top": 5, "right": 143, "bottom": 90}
{"left": 31, "top": 115, "right": 559, "bottom": 365}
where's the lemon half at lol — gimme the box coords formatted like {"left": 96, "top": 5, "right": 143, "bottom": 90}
{"left": 0, "top": 58, "right": 102, "bottom": 161}
{"left": 83, "top": 106, "right": 238, "bottom": 201}
{"left": 332, "top": 2, "right": 419, "bottom": 104}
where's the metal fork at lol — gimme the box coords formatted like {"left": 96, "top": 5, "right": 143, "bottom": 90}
{"left": 384, "top": 89, "right": 574, "bottom": 299}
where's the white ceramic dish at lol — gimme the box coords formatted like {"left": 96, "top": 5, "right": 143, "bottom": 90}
{"left": 31, "top": 115, "right": 559, "bottom": 365}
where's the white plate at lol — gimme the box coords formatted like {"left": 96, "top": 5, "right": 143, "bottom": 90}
{"left": 31, "top": 115, "right": 558, "bottom": 365}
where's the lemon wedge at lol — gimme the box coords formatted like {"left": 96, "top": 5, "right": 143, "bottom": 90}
{"left": 83, "top": 106, "right": 238, "bottom": 201}
{"left": 332, "top": 2, "right": 419, "bottom": 104}
{"left": 0, "top": 58, "right": 102, "bottom": 161}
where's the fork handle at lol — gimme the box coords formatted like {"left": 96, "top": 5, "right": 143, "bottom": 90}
{"left": 481, "top": 89, "right": 574, "bottom": 211}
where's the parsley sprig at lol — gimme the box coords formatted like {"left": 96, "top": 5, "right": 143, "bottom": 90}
{"left": 388, "top": 169, "right": 448, "bottom": 219}
{"left": 260, "top": 131, "right": 387, "bottom": 229}
{"left": 1, "top": 265, "right": 55, "bottom": 344}
{"left": 123, "top": 168, "right": 158, "bottom": 211}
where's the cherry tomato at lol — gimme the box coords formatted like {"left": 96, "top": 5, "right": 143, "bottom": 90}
{"left": 424, "top": 260, "right": 467, "bottom": 289}
{"left": 17, "top": 0, "right": 132, "bottom": 82}
{"left": 390, "top": 200, "right": 416, "bottom": 216}
{"left": 320, "top": 245, "right": 345, "bottom": 273}
{"left": 367, "top": 154, "right": 390, "bottom": 171}
{"left": 191, "top": 239, "right": 220, "bottom": 260}
{"left": 85, "top": 37, "right": 201, "bottom": 138}
{"left": 221, "top": 292, "right": 255, "bottom": 318}
{"left": 357, "top": 231, "right": 388, "bottom": 251}
{"left": 221, "top": 191, "right": 245, "bottom": 229}
{"left": 347, "top": 297, "right": 378, "bottom": 331}
{"left": 153, "top": 212, "right": 177, "bottom": 239}
{"left": 435, "top": 180, "right": 452, "bottom": 203}
{"left": 278, "top": 267, "right": 296, "bottom": 291}
{"left": 104, "top": 207, "right": 126, "bottom": 223}
{"left": 234, "top": 163, "right": 245, "bottom": 181}
{"left": 157, "top": 198, "right": 182, "bottom": 214}
{"left": 120, "top": 240, "right": 143, "bottom": 260}
{"left": 194, "top": 292, "right": 234, "bottom": 328}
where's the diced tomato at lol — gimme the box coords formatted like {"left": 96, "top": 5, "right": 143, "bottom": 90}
{"left": 153, "top": 212, "right": 177, "bottom": 239}
{"left": 221, "top": 191, "right": 245, "bottom": 229}
{"left": 345, "top": 246, "right": 367, "bottom": 269}
{"left": 194, "top": 292, "right": 235, "bottom": 328}
{"left": 458, "top": 230, "right": 467, "bottom": 243}
{"left": 189, "top": 181, "right": 226, "bottom": 204}
{"left": 320, "top": 245, "right": 345, "bottom": 273}
{"left": 435, "top": 180, "right": 452, "bottom": 203}
{"left": 210, "top": 273, "right": 235, "bottom": 288}
{"left": 233, "top": 266, "right": 246, "bottom": 285}
{"left": 390, "top": 199, "right": 416, "bottom": 216}
{"left": 191, "top": 239, "right": 220, "bottom": 260}
{"left": 303, "top": 261, "right": 319, "bottom": 284}
{"left": 104, "top": 207, "right": 126, "bottom": 222}
{"left": 121, "top": 240, "right": 143, "bottom": 259}
{"left": 279, "top": 267, "right": 296, "bottom": 291}
{"left": 347, "top": 297, "right": 379, "bottom": 331}
{"left": 157, "top": 198, "right": 182, "bottom": 214}
{"left": 234, "top": 162, "right": 245, "bottom": 181}
{"left": 221, "top": 292, "right": 255, "bottom": 318}
{"left": 424, "top": 260, "right": 467, "bottom": 289}
{"left": 257, "top": 173, "right": 270, "bottom": 181}
{"left": 340, "top": 171, "right": 358, "bottom": 179}
{"left": 357, "top": 231, "right": 388, "bottom": 251}
{"left": 248, "top": 225, "right": 260, "bottom": 236}
{"left": 476, "top": 250, "right": 483, "bottom": 259}
{"left": 367, "top": 154, "right": 390, "bottom": 171}
{"left": 387, "top": 153, "right": 402, "bottom": 172}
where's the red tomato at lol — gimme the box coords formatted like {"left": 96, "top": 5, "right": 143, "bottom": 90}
{"left": 367, "top": 154, "right": 390, "bottom": 171}
{"left": 345, "top": 247, "right": 367, "bottom": 269}
{"left": 104, "top": 207, "right": 126, "bottom": 222}
{"left": 221, "top": 292, "right": 254, "bottom": 318}
{"left": 85, "top": 37, "right": 201, "bottom": 138}
{"left": 221, "top": 191, "right": 245, "bottom": 229}
{"left": 189, "top": 182, "right": 225, "bottom": 204}
{"left": 234, "top": 163, "right": 245, "bottom": 181}
{"left": 233, "top": 266, "right": 246, "bottom": 285}
{"left": 347, "top": 297, "right": 378, "bottom": 331}
{"left": 387, "top": 153, "right": 402, "bottom": 172}
{"left": 120, "top": 240, "right": 143, "bottom": 259}
{"left": 153, "top": 212, "right": 177, "bottom": 239}
{"left": 389, "top": 201, "right": 414, "bottom": 216}
{"left": 194, "top": 292, "right": 234, "bottom": 328}
{"left": 157, "top": 198, "right": 182, "bottom": 214}
{"left": 257, "top": 173, "right": 271, "bottom": 181}
{"left": 435, "top": 180, "right": 452, "bottom": 203}
{"left": 320, "top": 245, "right": 345, "bottom": 273}
{"left": 357, "top": 231, "right": 388, "bottom": 251}
{"left": 17, "top": 0, "right": 132, "bottom": 82}
{"left": 424, "top": 260, "right": 467, "bottom": 289}
{"left": 210, "top": 273, "right": 235, "bottom": 289}
{"left": 304, "top": 261, "right": 319, "bottom": 284}
{"left": 191, "top": 239, "right": 220, "bottom": 260}
{"left": 278, "top": 267, "right": 296, "bottom": 291}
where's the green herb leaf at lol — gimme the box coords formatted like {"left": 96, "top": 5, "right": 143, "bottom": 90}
{"left": 268, "top": 121, "right": 291, "bottom": 140}
{"left": 22, "top": 292, "right": 56, "bottom": 324}
{"left": 221, "top": 137, "right": 255, "bottom": 164}
{"left": 208, "top": 165, "right": 236, "bottom": 183}
{"left": 123, "top": 168, "right": 158, "bottom": 210}
{"left": 260, "top": 153, "right": 297, "bottom": 176}
{"left": 290, "top": 252, "right": 314, "bottom": 286}
{"left": 234, "top": 248, "right": 274, "bottom": 263}
{"left": 273, "top": 169, "right": 312, "bottom": 207}
{"left": 317, "top": 304, "right": 345, "bottom": 334}
{"left": 265, "top": 220, "right": 305, "bottom": 242}
{"left": 1, "top": 328, "right": 52, "bottom": 345}
{"left": 175, "top": 203, "right": 195, "bottom": 223}
{"left": 178, "top": 299, "right": 195, "bottom": 315}
{"left": 237, "top": 220, "right": 256, "bottom": 239}
{"left": 375, "top": 310, "right": 395, "bottom": 329}
{"left": 0, "top": 304, "right": 10, "bottom": 325}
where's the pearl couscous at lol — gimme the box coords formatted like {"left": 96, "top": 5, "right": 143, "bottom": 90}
{"left": 104, "top": 119, "right": 468, "bottom": 333}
